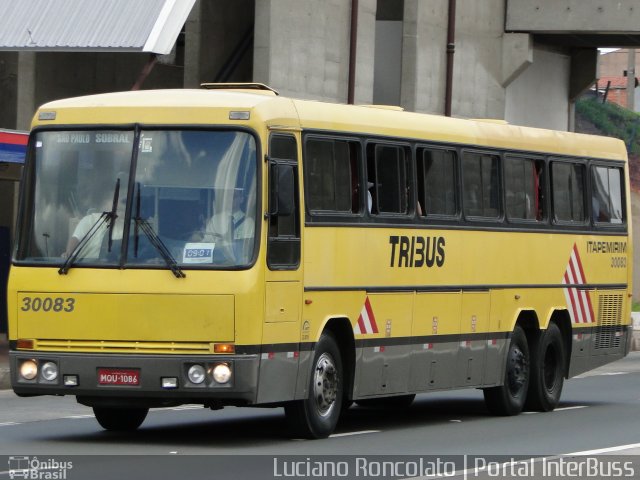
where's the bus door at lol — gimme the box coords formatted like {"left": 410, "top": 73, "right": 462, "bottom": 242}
{"left": 256, "top": 132, "right": 303, "bottom": 403}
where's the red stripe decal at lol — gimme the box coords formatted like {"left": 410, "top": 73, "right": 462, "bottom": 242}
{"left": 0, "top": 132, "right": 28, "bottom": 145}
{"left": 364, "top": 297, "right": 378, "bottom": 333}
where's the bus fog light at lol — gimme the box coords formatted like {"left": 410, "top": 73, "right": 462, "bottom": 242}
{"left": 19, "top": 360, "right": 38, "bottom": 380}
{"left": 64, "top": 375, "right": 79, "bottom": 386}
{"left": 162, "top": 377, "right": 178, "bottom": 389}
{"left": 211, "top": 363, "right": 231, "bottom": 384}
{"left": 187, "top": 365, "right": 206, "bottom": 384}
{"left": 41, "top": 361, "right": 58, "bottom": 381}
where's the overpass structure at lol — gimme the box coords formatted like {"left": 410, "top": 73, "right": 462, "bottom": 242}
{"left": 0, "top": 1, "right": 639, "bottom": 132}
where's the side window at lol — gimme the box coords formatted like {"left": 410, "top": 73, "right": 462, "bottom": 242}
{"left": 504, "top": 157, "right": 545, "bottom": 221}
{"left": 366, "top": 144, "right": 409, "bottom": 215}
{"left": 591, "top": 165, "right": 624, "bottom": 224}
{"left": 551, "top": 161, "right": 586, "bottom": 223}
{"left": 462, "top": 152, "right": 500, "bottom": 219}
{"left": 416, "top": 148, "right": 457, "bottom": 217}
{"left": 305, "top": 137, "right": 360, "bottom": 213}
{"left": 268, "top": 134, "right": 300, "bottom": 269}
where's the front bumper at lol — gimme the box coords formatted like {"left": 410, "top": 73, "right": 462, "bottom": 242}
{"left": 10, "top": 351, "right": 259, "bottom": 405}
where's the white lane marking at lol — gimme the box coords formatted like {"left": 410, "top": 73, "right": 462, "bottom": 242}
{"left": 0, "top": 422, "right": 19, "bottom": 426}
{"left": 574, "top": 371, "right": 629, "bottom": 379}
{"left": 565, "top": 442, "right": 640, "bottom": 456}
{"left": 554, "top": 405, "right": 588, "bottom": 412}
{"left": 523, "top": 406, "right": 587, "bottom": 415}
{"left": 330, "top": 430, "right": 380, "bottom": 438}
{"left": 63, "top": 415, "right": 94, "bottom": 419}
{"left": 154, "top": 404, "right": 202, "bottom": 412}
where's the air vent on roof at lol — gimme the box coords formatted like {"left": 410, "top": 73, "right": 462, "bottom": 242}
{"left": 359, "top": 105, "right": 404, "bottom": 111}
{"left": 200, "top": 83, "right": 279, "bottom": 95}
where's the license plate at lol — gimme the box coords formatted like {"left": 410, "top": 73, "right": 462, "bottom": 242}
{"left": 97, "top": 368, "right": 140, "bottom": 386}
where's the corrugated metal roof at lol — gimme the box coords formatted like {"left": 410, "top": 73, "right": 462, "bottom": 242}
{"left": 0, "top": 0, "right": 195, "bottom": 54}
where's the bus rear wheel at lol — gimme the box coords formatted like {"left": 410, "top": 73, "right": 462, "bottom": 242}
{"left": 525, "top": 322, "right": 565, "bottom": 411}
{"left": 285, "top": 332, "right": 343, "bottom": 439}
{"left": 483, "top": 325, "right": 529, "bottom": 416}
{"left": 93, "top": 406, "right": 148, "bottom": 431}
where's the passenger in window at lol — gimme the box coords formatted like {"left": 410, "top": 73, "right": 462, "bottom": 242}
{"left": 367, "top": 182, "right": 375, "bottom": 213}
{"left": 200, "top": 189, "right": 252, "bottom": 239}
{"left": 199, "top": 187, "right": 255, "bottom": 262}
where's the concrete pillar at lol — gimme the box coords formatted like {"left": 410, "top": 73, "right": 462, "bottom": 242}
{"left": 627, "top": 48, "right": 636, "bottom": 111}
{"left": 254, "top": 0, "right": 351, "bottom": 101}
{"left": 401, "top": 0, "right": 448, "bottom": 114}
{"left": 0, "top": 53, "right": 18, "bottom": 129}
{"left": 353, "top": 0, "right": 377, "bottom": 105}
{"left": 183, "top": 0, "right": 202, "bottom": 88}
{"left": 16, "top": 52, "right": 36, "bottom": 131}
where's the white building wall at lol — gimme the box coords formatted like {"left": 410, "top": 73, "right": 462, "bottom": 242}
{"left": 505, "top": 47, "right": 570, "bottom": 131}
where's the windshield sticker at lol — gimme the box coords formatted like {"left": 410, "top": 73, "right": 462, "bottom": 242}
{"left": 182, "top": 243, "right": 215, "bottom": 264}
{"left": 141, "top": 137, "right": 153, "bottom": 153}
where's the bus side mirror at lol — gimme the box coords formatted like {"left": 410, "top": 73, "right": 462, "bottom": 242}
{"left": 270, "top": 163, "right": 295, "bottom": 217}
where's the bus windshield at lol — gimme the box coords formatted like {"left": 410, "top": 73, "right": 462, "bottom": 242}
{"left": 18, "top": 129, "right": 258, "bottom": 269}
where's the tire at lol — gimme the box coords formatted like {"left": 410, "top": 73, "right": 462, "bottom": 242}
{"left": 356, "top": 394, "right": 416, "bottom": 409}
{"left": 525, "top": 323, "right": 565, "bottom": 412}
{"left": 285, "top": 332, "right": 343, "bottom": 439}
{"left": 483, "top": 326, "right": 530, "bottom": 416}
{"left": 93, "top": 406, "right": 148, "bottom": 431}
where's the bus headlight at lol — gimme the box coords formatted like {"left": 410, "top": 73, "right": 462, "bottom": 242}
{"left": 19, "top": 360, "right": 38, "bottom": 380}
{"left": 211, "top": 363, "right": 231, "bottom": 384}
{"left": 187, "top": 364, "right": 206, "bottom": 384}
{"left": 41, "top": 361, "right": 59, "bottom": 381}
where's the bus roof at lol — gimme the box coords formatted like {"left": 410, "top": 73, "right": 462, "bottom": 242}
{"left": 34, "top": 88, "right": 627, "bottom": 162}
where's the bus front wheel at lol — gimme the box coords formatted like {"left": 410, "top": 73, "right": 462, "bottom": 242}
{"left": 285, "top": 332, "right": 343, "bottom": 439}
{"left": 525, "top": 322, "right": 565, "bottom": 411}
{"left": 93, "top": 406, "right": 148, "bottom": 431}
{"left": 483, "top": 325, "right": 530, "bottom": 416}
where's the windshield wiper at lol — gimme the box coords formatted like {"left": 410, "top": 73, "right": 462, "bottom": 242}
{"left": 59, "top": 179, "right": 120, "bottom": 275}
{"left": 133, "top": 183, "right": 185, "bottom": 279}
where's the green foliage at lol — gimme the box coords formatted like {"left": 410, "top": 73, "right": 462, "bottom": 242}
{"left": 575, "top": 97, "right": 640, "bottom": 155}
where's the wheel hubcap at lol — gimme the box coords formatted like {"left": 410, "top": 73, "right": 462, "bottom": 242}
{"left": 313, "top": 352, "right": 338, "bottom": 417}
{"left": 507, "top": 345, "right": 528, "bottom": 397}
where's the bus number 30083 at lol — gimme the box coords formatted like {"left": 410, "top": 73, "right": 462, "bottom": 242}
{"left": 21, "top": 297, "right": 75, "bottom": 313}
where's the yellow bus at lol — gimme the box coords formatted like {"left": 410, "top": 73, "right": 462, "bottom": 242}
{"left": 9, "top": 84, "right": 633, "bottom": 438}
